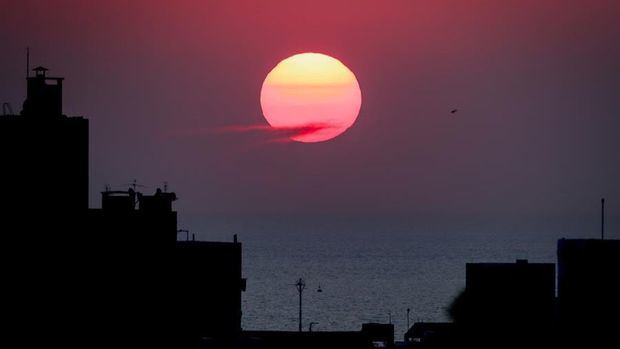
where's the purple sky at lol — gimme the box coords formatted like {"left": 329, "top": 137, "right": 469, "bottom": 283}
{"left": 1, "top": 0, "right": 619, "bottom": 232}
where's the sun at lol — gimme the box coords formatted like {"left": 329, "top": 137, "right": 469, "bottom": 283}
{"left": 260, "top": 53, "right": 362, "bottom": 143}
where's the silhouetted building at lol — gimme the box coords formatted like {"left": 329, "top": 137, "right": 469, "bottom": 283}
{"left": 22, "top": 66, "right": 63, "bottom": 117}
{"left": 3, "top": 68, "right": 247, "bottom": 348}
{"left": 175, "top": 239, "right": 246, "bottom": 345}
{"left": 87, "top": 188, "right": 247, "bottom": 347}
{"left": 362, "top": 323, "right": 394, "bottom": 348}
{"left": 453, "top": 259, "right": 555, "bottom": 347}
{"left": 404, "top": 322, "right": 455, "bottom": 348}
{"left": 1, "top": 67, "right": 88, "bottom": 212}
{"left": 557, "top": 238, "right": 620, "bottom": 346}
{"left": 88, "top": 188, "right": 178, "bottom": 244}
{"left": 2, "top": 67, "right": 90, "bottom": 347}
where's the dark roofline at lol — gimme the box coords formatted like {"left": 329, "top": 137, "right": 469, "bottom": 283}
{"left": 176, "top": 240, "right": 240, "bottom": 247}
{"left": 242, "top": 330, "right": 366, "bottom": 337}
{"left": 559, "top": 238, "right": 620, "bottom": 243}
{"left": 466, "top": 261, "right": 554, "bottom": 266}
{"left": 27, "top": 76, "right": 64, "bottom": 81}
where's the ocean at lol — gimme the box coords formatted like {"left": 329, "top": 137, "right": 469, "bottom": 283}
{"left": 187, "top": 213, "right": 595, "bottom": 339}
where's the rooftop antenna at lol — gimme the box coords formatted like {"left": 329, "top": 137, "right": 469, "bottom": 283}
{"left": 123, "top": 179, "right": 146, "bottom": 191}
{"left": 26, "top": 47, "right": 30, "bottom": 79}
{"left": 601, "top": 198, "right": 605, "bottom": 240}
{"left": 163, "top": 181, "right": 168, "bottom": 192}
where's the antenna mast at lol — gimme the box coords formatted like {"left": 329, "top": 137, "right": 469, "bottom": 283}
{"left": 601, "top": 198, "right": 605, "bottom": 240}
{"left": 26, "top": 47, "right": 30, "bottom": 79}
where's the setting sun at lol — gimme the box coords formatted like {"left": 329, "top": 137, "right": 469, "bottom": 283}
{"left": 260, "top": 53, "right": 362, "bottom": 142}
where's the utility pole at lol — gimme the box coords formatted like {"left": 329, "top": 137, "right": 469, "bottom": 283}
{"left": 295, "top": 278, "right": 305, "bottom": 332}
{"left": 26, "top": 47, "right": 30, "bottom": 79}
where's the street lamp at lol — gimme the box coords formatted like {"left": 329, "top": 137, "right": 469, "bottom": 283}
{"left": 295, "top": 278, "right": 306, "bottom": 332}
{"left": 309, "top": 322, "right": 318, "bottom": 332}
{"left": 407, "top": 308, "right": 411, "bottom": 329}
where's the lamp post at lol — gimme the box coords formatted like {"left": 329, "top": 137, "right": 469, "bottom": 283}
{"left": 407, "top": 308, "right": 410, "bottom": 329}
{"left": 309, "top": 322, "right": 318, "bottom": 332}
{"left": 295, "top": 278, "right": 306, "bottom": 332}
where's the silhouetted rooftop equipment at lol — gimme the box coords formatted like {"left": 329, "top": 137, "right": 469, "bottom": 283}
{"left": 101, "top": 187, "right": 177, "bottom": 213}
{"left": 101, "top": 189, "right": 137, "bottom": 211}
{"left": 139, "top": 188, "right": 177, "bottom": 212}
{"left": 33, "top": 66, "right": 49, "bottom": 76}
{"left": 21, "top": 65, "right": 64, "bottom": 117}
{"left": 123, "top": 179, "right": 146, "bottom": 191}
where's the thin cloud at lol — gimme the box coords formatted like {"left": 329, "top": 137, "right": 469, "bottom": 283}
{"left": 217, "top": 123, "right": 333, "bottom": 142}
{"left": 164, "top": 121, "right": 336, "bottom": 144}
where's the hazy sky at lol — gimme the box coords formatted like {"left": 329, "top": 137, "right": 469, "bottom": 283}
{"left": 1, "top": 0, "right": 619, "bottom": 231}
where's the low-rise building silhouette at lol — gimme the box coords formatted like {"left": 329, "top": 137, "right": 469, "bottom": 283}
{"left": 175, "top": 238, "right": 246, "bottom": 344}
{"left": 404, "top": 322, "right": 455, "bottom": 348}
{"left": 242, "top": 323, "right": 394, "bottom": 349}
{"left": 452, "top": 259, "right": 555, "bottom": 347}
{"left": 86, "top": 187, "right": 246, "bottom": 347}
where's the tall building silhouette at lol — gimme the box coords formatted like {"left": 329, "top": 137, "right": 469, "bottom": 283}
{"left": 557, "top": 238, "right": 620, "bottom": 346}
{"left": 2, "top": 67, "right": 89, "bottom": 347}
{"left": 1, "top": 66, "right": 88, "bottom": 212}
{"left": 2, "top": 68, "right": 247, "bottom": 348}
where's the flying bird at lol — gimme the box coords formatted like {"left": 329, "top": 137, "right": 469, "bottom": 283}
{"left": 451, "top": 109, "right": 458, "bottom": 114}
